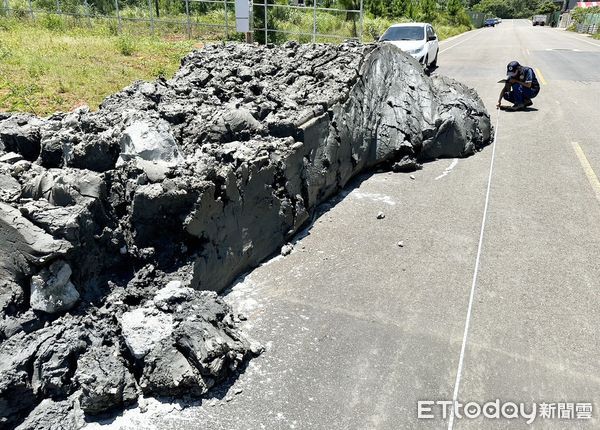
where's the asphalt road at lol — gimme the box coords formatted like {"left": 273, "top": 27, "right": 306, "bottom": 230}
{"left": 94, "top": 20, "right": 600, "bottom": 430}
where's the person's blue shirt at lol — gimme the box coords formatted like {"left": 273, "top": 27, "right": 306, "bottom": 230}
{"left": 519, "top": 67, "right": 540, "bottom": 91}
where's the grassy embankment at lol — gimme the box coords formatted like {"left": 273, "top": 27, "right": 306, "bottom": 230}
{"left": 0, "top": 13, "right": 470, "bottom": 116}
{"left": 0, "top": 16, "right": 198, "bottom": 115}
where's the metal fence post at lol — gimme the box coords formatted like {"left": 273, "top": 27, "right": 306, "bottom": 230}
{"left": 114, "top": 0, "right": 121, "bottom": 33}
{"left": 312, "top": 0, "right": 317, "bottom": 43}
{"left": 224, "top": 0, "right": 229, "bottom": 39}
{"left": 56, "top": 0, "right": 61, "bottom": 14}
{"left": 264, "top": 0, "right": 267, "bottom": 44}
{"left": 185, "top": 0, "right": 191, "bottom": 39}
{"left": 359, "top": 0, "right": 363, "bottom": 43}
{"left": 2, "top": 0, "right": 7, "bottom": 16}
{"left": 28, "top": 0, "right": 34, "bottom": 19}
{"left": 84, "top": 0, "right": 91, "bottom": 27}
{"left": 148, "top": 0, "right": 155, "bottom": 35}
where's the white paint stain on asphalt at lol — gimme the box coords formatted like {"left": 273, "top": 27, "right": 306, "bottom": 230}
{"left": 350, "top": 191, "right": 397, "bottom": 206}
{"left": 435, "top": 159, "right": 459, "bottom": 180}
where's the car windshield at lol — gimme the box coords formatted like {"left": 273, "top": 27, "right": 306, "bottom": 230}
{"left": 380, "top": 26, "right": 425, "bottom": 41}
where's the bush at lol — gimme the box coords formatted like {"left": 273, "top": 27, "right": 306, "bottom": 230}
{"left": 41, "top": 13, "right": 66, "bottom": 31}
{"left": 106, "top": 19, "right": 119, "bottom": 35}
{"left": 116, "top": 35, "right": 136, "bottom": 55}
{"left": 0, "top": 16, "right": 15, "bottom": 30}
{"left": 0, "top": 41, "right": 11, "bottom": 60}
{"left": 572, "top": 6, "right": 600, "bottom": 24}
{"left": 452, "top": 9, "right": 472, "bottom": 27}
{"left": 363, "top": 15, "right": 395, "bottom": 41}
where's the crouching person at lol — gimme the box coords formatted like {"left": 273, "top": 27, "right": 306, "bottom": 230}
{"left": 497, "top": 61, "right": 540, "bottom": 111}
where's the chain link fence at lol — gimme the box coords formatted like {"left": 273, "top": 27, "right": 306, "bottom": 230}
{"left": 579, "top": 12, "right": 599, "bottom": 33}
{"left": 559, "top": 11, "right": 599, "bottom": 33}
{"left": 253, "top": 0, "right": 363, "bottom": 44}
{"left": 466, "top": 10, "right": 483, "bottom": 28}
{"left": 0, "top": 0, "right": 364, "bottom": 42}
{"left": 0, "top": 0, "right": 237, "bottom": 39}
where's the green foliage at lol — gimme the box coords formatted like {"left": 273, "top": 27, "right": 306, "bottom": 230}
{"left": 0, "top": 41, "right": 11, "bottom": 60}
{"left": 536, "top": 0, "right": 559, "bottom": 15}
{"left": 115, "top": 35, "right": 136, "bottom": 55}
{"left": 472, "top": 0, "right": 559, "bottom": 18}
{"left": 363, "top": 15, "right": 409, "bottom": 40}
{"left": 446, "top": 0, "right": 471, "bottom": 26}
{"left": 435, "top": 23, "right": 471, "bottom": 39}
{"left": 467, "top": 0, "right": 560, "bottom": 18}
{"left": 474, "top": 0, "right": 513, "bottom": 18}
{"left": 10, "top": 1, "right": 31, "bottom": 20}
{"left": 253, "top": 0, "right": 283, "bottom": 44}
{"left": 107, "top": 19, "right": 119, "bottom": 35}
{"left": 572, "top": 6, "right": 600, "bottom": 24}
{"left": 0, "top": 17, "right": 196, "bottom": 114}
{"left": 418, "top": 0, "right": 438, "bottom": 22}
{"left": 41, "top": 14, "right": 66, "bottom": 31}
{"left": 447, "top": 0, "right": 462, "bottom": 17}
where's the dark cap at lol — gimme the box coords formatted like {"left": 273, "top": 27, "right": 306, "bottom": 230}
{"left": 507, "top": 61, "right": 521, "bottom": 77}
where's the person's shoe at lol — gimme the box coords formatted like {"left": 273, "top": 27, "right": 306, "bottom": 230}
{"left": 524, "top": 98, "right": 533, "bottom": 107}
{"left": 508, "top": 103, "right": 525, "bottom": 111}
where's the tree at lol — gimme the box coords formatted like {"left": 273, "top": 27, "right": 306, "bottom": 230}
{"left": 510, "top": 0, "right": 536, "bottom": 18}
{"left": 419, "top": 0, "right": 437, "bottom": 22}
{"left": 474, "top": 0, "right": 513, "bottom": 18}
{"left": 571, "top": 5, "right": 600, "bottom": 23}
{"left": 536, "top": 0, "right": 559, "bottom": 15}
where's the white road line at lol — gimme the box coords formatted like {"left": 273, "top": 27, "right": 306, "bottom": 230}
{"left": 435, "top": 159, "right": 459, "bottom": 180}
{"left": 440, "top": 31, "right": 482, "bottom": 54}
{"left": 567, "top": 34, "right": 600, "bottom": 49}
{"left": 447, "top": 113, "right": 501, "bottom": 430}
{"left": 572, "top": 142, "right": 600, "bottom": 203}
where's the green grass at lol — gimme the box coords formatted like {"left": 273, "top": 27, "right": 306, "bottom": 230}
{"left": 593, "top": 33, "right": 600, "bottom": 40}
{"left": 0, "top": 16, "right": 197, "bottom": 115}
{"left": 271, "top": 10, "right": 470, "bottom": 43}
{"left": 0, "top": 11, "right": 471, "bottom": 116}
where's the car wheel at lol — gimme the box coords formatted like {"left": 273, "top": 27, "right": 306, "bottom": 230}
{"left": 430, "top": 50, "right": 438, "bottom": 69}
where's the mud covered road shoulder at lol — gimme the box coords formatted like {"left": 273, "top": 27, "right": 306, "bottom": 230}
{"left": 0, "top": 41, "right": 491, "bottom": 428}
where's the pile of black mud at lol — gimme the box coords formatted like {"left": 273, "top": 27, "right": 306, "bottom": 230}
{"left": 0, "top": 41, "right": 491, "bottom": 428}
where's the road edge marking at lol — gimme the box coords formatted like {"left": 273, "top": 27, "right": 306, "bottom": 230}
{"left": 564, "top": 32, "right": 600, "bottom": 49}
{"left": 440, "top": 31, "right": 482, "bottom": 54}
{"left": 535, "top": 68, "right": 547, "bottom": 85}
{"left": 572, "top": 142, "right": 600, "bottom": 202}
{"left": 447, "top": 112, "right": 501, "bottom": 430}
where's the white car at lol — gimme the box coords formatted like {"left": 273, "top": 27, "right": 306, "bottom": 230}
{"left": 379, "top": 23, "right": 439, "bottom": 69}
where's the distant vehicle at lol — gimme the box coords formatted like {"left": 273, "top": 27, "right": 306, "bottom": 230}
{"left": 379, "top": 23, "right": 439, "bottom": 69}
{"left": 533, "top": 15, "right": 547, "bottom": 26}
{"left": 484, "top": 18, "right": 496, "bottom": 27}
{"left": 494, "top": 17, "right": 502, "bottom": 24}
